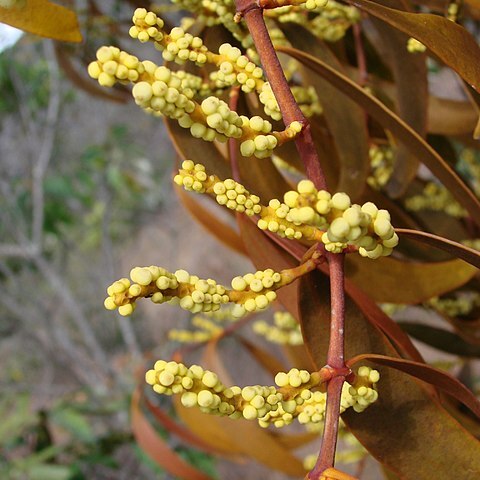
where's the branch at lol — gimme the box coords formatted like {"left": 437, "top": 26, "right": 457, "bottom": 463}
{"left": 232, "top": 3, "right": 348, "bottom": 475}
{"left": 311, "top": 253, "right": 346, "bottom": 477}
{"left": 234, "top": 1, "right": 326, "bottom": 189}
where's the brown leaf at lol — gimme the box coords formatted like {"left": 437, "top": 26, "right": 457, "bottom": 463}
{"left": 347, "top": 0, "right": 480, "bottom": 92}
{"left": 238, "top": 214, "right": 422, "bottom": 361}
{"left": 131, "top": 389, "right": 215, "bottom": 480}
{"left": 0, "top": 0, "right": 82, "bottom": 42}
{"left": 367, "top": 3, "right": 428, "bottom": 196}
{"left": 396, "top": 228, "right": 480, "bottom": 269}
{"left": 277, "top": 46, "right": 480, "bottom": 225}
{"left": 299, "top": 270, "right": 480, "bottom": 480}
{"left": 219, "top": 416, "right": 307, "bottom": 476}
{"left": 345, "top": 254, "right": 477, "bottom": 304}
{"left": 347, "top": 353, "right": 480, "bottom": 418}
{"left": 361, "top": 67, "right": 478, "bottom": 136}
{"left": 428, "top": 96, "right": 478, "bottom": 136}
{"left": 173, "top": 396, "right": 243, "bottom": 455}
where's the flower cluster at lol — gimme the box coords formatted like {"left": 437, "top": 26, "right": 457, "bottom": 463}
{"left": 145, "top": 361, "right": 380, "bottom": 428}
{"left": 367, "top": 143, "right": 394, "bottom": 190}
{"left": 407, "top": 37, "right": 427, "bottom": 53}
{"left": 282, "top": 180, "right": 398, "bottom": 257}
{"left": 104, "top": 263, "right": 305, "bottom": 318}
{"left": 176, "top": 161, "right": 398, "bottom": 257}
{"left": 87, "top": 46, "right": 145, "bottom": 87}
{"left": 130, "top": 9, "right": 209, "bottom": 65}
{"left": 174, "top": 160, "right": 262, "bottom": 214}
{"left": 89, "top": 46, "right": 301, "bottom": 157}
{"left": 130, "top": 9, "right": 264, "bottom": 92}
{"left": 427, "top": 293, "right": 480, "bottom": 318}
{"left": 259, "top": 83, "right": 322, "bottom": 121}
{"left": 253, "top": 311, "right": 303, "bottom": 346}
{"left": 168, "top": 315, "right": 224, "bottom": 343}
{"left": 405, "top": 182, "right": 466, "bottom": 218}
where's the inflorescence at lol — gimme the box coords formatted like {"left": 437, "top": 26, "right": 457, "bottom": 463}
{"left": 87, "top": 7, "right": 330, "bottom": 157}
{"left": 253, "top": 311, "right": 303, "bottom": 345}
{"left": 104, "top": 263, "right": 310, "bottom": 318}
{"left": 175, "top": 161, "right": 398, "bottom": 257}
{"left": 145, "top": 361, "right": 380, "bottom": 428}
{"left": 405, "top": 182, "right": 466, "bottom": 218}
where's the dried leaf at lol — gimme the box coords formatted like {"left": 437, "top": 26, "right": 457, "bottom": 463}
{"left": 0, "top": 0, "right": 82, "bottom": 43}
{"left": 277, "top": 46, "right": 480, "bottom": 225}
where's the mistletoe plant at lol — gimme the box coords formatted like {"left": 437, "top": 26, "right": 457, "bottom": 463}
{"left": 85, "top": 1, "right": 480, "bottom": 479}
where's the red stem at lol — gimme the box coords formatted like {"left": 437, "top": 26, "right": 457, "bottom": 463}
{"left": 236, "top": 3, "right": 327, "bottom": 190}
{"left": 326, "top": 253, "right": 346, "bottom": 369}
{"left": 234, "top": 2, "right": 347, "bottom": 476}
{"left": 311, "top": 376, "right": 344, "bottom": 476}
{"left": 310, "top": 253, "right": 346, "bottom": 477}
